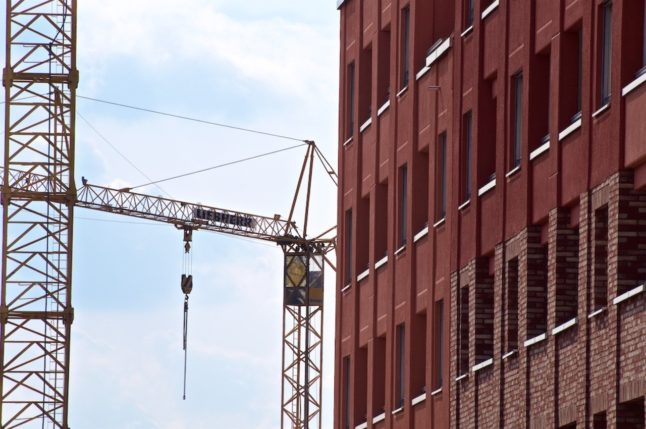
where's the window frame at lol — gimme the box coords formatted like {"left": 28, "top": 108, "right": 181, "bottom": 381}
{"left": 462, "top": 111, "right": 473, "bottom": 203}
{"left": 344, "top": 209, "right": 353, "bottom": 285}
{"left": 346, "top": 62, "right": 356, "bottom": 138}
{"left": 511, "top": 72, "right": 523, "bottom": 170}
{"left": 436, "top": 132, "right": 447, "bottom": 221}
{"left": 400, "top": 6, "right": 410, "bottom": 89}
{"left": 598, "top": 0, "right": 612, "bottom": 107}
{"left": 398, "top": 164, "right": 408, "bottom": 247}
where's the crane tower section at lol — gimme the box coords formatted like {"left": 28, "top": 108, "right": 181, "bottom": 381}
{"left": 1, "top": 1, "right": 77, "bottom": 428}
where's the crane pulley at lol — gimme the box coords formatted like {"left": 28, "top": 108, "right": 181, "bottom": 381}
{"left": 181, "top": 227, "right": 194, "bottom": 400}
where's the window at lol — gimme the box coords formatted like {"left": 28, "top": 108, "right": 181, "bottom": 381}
{"left": 560, "top": 27, "right": 582, "bottom": 126}
{"left": 479, "top": 79, "right": 497, "bottom": 187}
{"left": 357, "top": 196, "right": 370, "bottom": 274}
{"left": 375, "top": 181, "right": 388, "bottom": 259}
{"left": 412, "top": 313, "right": 426, "bottom": 395}
{"left": 360, "top": 47, "right": 373, "bottom": 125}
{"left": 598, "top": 1, "right": 612, "bottom": 107}
{"left": 395, "top": 324, "right": 405, "bottom": 408}
{"left": 526, "top": 242, "right": 548, "bottom": 339}
{"left": 343, "top": 356, "right": 351, "bottom": 429}
{"left": 555, "top": 220, "right": 579, "bottom": 325}
{"left": 462, "top": 111, "right": 472, "bottom": 202}
{"left": 398, "top": 164, "right": 408, "bottom": 247}
{"left": 436, "top": 133, "right": 447, "bottom": 220}
{"left": 617, "top": 397, "right": 644, "bottom": 429}
{"left": 457, "top": 285, "right": 469, "bottom": 374}
{"left": 378, "top": 28, "right": 391, "bottom": 105}
{"left": 593, "top": 411, "right": 607, "bottom": 429}
{"left": 356, "top": 347, "right": 368, "bottom": 425}
{"left": 511, "top": 72, "right": 523, "bottom": 169}
{"left": 372, "top": 336, "right": 386, "bottom": 414}
{"left": 400, "top": 6, "right": 410, "bottom": 89}
{"left": 621, "top": 1, "right": 646, "bottom": 82}
{"left": 475, "top": 259, "right": 494, "bottom": 364}
{"left": 505, "top": 257, "right": 519, "bottom": 352}
{"left": 433, "top": 299, "right": 444, "bottom": 390}
{"left": 534, "top": 50, "right": 551, "bottom": 150}
{"left": 347, "top": 62, "right": 355, "bottom": 138}
{"left": 464, "top": 0, "right": 474, "bottom": 29}
{"left": 413, "top": 150, "right": 429, "bottom": 233}
{"left": 593, "top": 205, "right": 608, "bottom": 309}
{"left": 344, "top": 209, "right": 353, "bottom": 285}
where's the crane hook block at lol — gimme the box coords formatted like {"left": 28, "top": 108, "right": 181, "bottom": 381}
{"left": 181, "top": 274, "right": 193, "bottom": 295}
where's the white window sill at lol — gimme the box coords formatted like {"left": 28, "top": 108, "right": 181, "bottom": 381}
{"left": 622, "top": 72, "right": 646, "bottom": 97}
{"left": 343, "top": 136, "right": 353, "bottom": 147}
{"left": 461, "top": 25, "right": 474, "bottom": 38}
{"left": 377, "top": 100, "right": 391, "bottom": 117}
{"left": 355, "top": 421, "right": 368, "bottom": 429}
{"left": 411, "top": 392, "right": 426, "bottom": 406}
{"left": 613, "top": 284, "right": 645, "bottom": 305}
{"left": 458, "top": 199, "right": 471, "bottom": 211}
{"left": 524, "top": 332, "right": 547, "bottom": 348}
{"left": 433, "top": 217, "right": 446, "bottom": 228}
{"left": 552, "top": 317, "right": 577, "bottom": 336}
{"left": 481, "top": 0, "right": 500, "bottom": 20}
{"left": 529, "top": 139, "right": 550, "bottom": 161}
{"left": 341, "top": 283, "right": 352, "bottom": 293}
{"left": 472, "top": 357, "right": 493, "bottom": 373}
{"left": 478, "top": 178, "right": 496, "bottom": 197}
{"left": 372, "top": 412, "right": 386, "bottom": 424}
{"left": 396, "top": 86, "right": 408, "bottom": 98}
{"left": 506, "top": 165, "right": 521, "bottom": 178}
{"left": 455, "top": 373, "right": 469, "bottom": 382}
{"left": 357, "top": 268, "right": 370, "bottom": 283}
{"left": 558, "top": 118, "right": 582, "bottom": 142}
{"left": 394, "top": 244, "right": 406, "bottom": 256}
{"left": 359, "top": 117, "right": 372, "bottom": 133}
{"left": 414, "top": 225, "right": 429, "bottom": 243}
{"left": 502, "top": 349, "right": 517, "bottom": 360}
{"left": 425, "top": 37, "right": 452, "bottom": 68}
{"left": 416, "top": 66, "right": 431, "bottom": 81}
{"left": 375, "top": 255, "right": 388, "bottom": 270}
{"left": 391, "top": 406, "right": 404, "bottom": 415}
{"left": 592, "top": 103, "right": 611, "bottom": 118}
{"left": 587, "top": 307, "right": 607, "bottom": 319}
{"left": 430, "top": 387, "right": 443, "bottom": 396}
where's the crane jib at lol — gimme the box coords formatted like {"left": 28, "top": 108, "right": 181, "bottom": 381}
{"left": 192, "top": 208, "right": 256, "bottom": 229}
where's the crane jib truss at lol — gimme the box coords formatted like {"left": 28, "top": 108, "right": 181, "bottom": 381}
{"left": 2, "top": 2, "right": 335, "bottom": 428}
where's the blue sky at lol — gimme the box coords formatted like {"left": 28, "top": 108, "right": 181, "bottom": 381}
{"left": 3, "top": 1, "right": 339, "bottom": 428}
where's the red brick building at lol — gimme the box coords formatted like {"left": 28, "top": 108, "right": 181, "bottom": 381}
{"left": 334, "top": 0, "right": 646, "bottom": 428}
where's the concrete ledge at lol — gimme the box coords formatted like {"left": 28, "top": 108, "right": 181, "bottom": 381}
{"left": 478, "top": 178, "right": 496, "bottom": 197}
{"left": 458, "top": 199, "right": 471, "bottom": 211}
{"left": 613, "top": 284, "right": 645, "bottom": 305}
{"left": 377, "top": 100, "right": 390, "bottom": 116}
{"left": 592, "top": 103, "right": 610, "bottom": 118}
{"left": 530, "top": 139, "right": 550, "bottom": 160}
{"left": 343, "top": 136, "right": 353, "bottom": 147}
{"left": 341, "top": 283, "right": 351, "bottom": 293}
{"left": 433, "top": 217, "right": 446, "bottom": 228}
{"left": 372, "top": 413, "right": 386, "bottom": 424}
{"left": 558, "top": 118, "right": 582, "bottom": 141}
{"left": 396, "top": 86, "right": 408, "bottom": 98}
{"left": 355, "top": 421, "right": 368, "bottom": 429}
{"left": 414, "top": 225, "right": 429, "bottom": 243}
{"left": 588, "top": 307, "right": 607, "bottom": 319}
{"left": 375, "top": 255, "right": 388, "bottom": 270}
{"left": 411, "top": 392, "right": 426, "bottom": 406}
{"left": 356, "top": 268, "right": 370, "bottom": 283}
{"left": 359, "top": 117, "right": 372, "bottom": 133}
{"left": 524, "top": 333, "right": 547, "bottom": 348}
{"left": 472, "top": 358, "right": 493, "bottom": 373}
{"left": 481, "top": 0, "right": 500, "bottom": 19}
{"left": 394, "top": 245, "right": 406, "bottom": 256}
{"left": 502, "top": 350, "right": 517, "bottom": 360}
{"left": 425, "top": 37, "right": 451, "bottom": 68}
{"left": 461, "top": 25, "right": 474, "bottom": 38}
{"left": 506, "top": 165, "right": 521, "bottom": 178}
{"left": 455, "top": 373, "right": 469, "bottom": 382}
{"left": 430, "top": 387, "right": 443, "bottom": 396}
{"left": 622, "top": 72, "right": 646, "bottom": 97}
{"left": 391, "top": 406, "right": 404, "bottom": 415}
{"left": 552, "top": 318, "right": 577, "bottom": 336}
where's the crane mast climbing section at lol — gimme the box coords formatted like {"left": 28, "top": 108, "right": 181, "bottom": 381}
{"left": 1, "top": 1, "right": 77, "bottom": 428}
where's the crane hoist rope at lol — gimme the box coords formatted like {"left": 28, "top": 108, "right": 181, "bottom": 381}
{"left": 181, "top": 228, "right": 194, "bottom": 400}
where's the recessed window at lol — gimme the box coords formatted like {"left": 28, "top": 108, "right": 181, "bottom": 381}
{"left": 505, "top": 257, "right": 519, "bottom": 352}
{"left": 344, "top": 209, "right": 353, "bottom": 285}
{"left": 356, "top": 347, "right": 368, "bottom": 425}
{"left": 534, "top": 49, "right": 550, "bottom": 151}
{"left": 617, "top": 397, "right": 644, "bottom": 428}
{"left": 414, "top": 150, "right": 429, "bottom": 233}
{"left": 360, "top": 47, "right": 373, "bottom": 125}
{"left": 346, "top": 62, "right": 355, "bottom": 138}
{"left": 457, "top": 285, "right": 470, "bottom": 375}
{"left": 620, "top": 1, "right": 646, "bottom": 82}
{"left": 378, "top": 28, "right": 391, "bottom": 105}
{"left": 375, "top": 181, "right": 388, "bottom": 259}
{"left": 479, "top": 79, "right": 497, "bottom": 187}
{"left": 511, "top": 72, "right": 523, "bottom": 169}
{"left": 598, "top": 1, "right": 612, "bottom": 107}
{"left": 412, "top": 313, "right": 427, "bottom": 396}
{"left": 400, "top": 6, "right": 410, "bottom": 89}
{"left": 343, "top": 356, "right": 351, "bottom": 429}
{"left": 461, "top": 111, "right": 473, "bottom": 203}
{"left": 398, "top": 164, "right": 408, "bottom": 247}
{"left": 395, "top": 324, "right": 405, "bottom": 408}
{"left": 464, "top": 0, "right": 474, "bottom": 29}
{"left": 593, "top": 205, "right": 608, "bottom": 310}
{"left": 475, "top": 259, "right": 494, "bottom": 364}
{"left": 527, "top": 242, "right": 548, "bottom": 339}
{"left": 357, "top": 196, "right": 370, "bottom": 274}
{"left": 593, "top": 411, "right": 607, "bottom": 429}
{"left": 560, "top": 27, "right": 582, "bottom": 126}
{"left": 555, "top": 219, "right": 579, "bottom": 325}
{"left": 432, "top": 299, "right": 444, "bottom": 390}
{"left": 372, "top": 336, "right": 386, "bottom": 414}
{"left": 436, "top": 132, "right": 447, "bottom": 221}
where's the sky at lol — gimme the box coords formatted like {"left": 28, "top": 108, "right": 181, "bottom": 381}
{"left": 2, "top": 1, "right": 339, "bottom": 428}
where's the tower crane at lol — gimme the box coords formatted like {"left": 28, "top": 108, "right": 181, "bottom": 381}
{"left": 1, "top": 1, "right": 336, "bottom": 428}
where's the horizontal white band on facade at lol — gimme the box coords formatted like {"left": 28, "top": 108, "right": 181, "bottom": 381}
{"left": 478, "top": 178, "right": 496, "bottom": 197}
{"left": 587, "top": 307, "right": 607, "bottom": 319}
{"left": 433, "top": 217, "right": 446, "bottom": 228}
{"left": 341, "top": 283, "right": 351, "bottom": 293}
{"left": 460, "top": 25, "right": 474, "bottom": 38}
{"left": 391, "top": 406, "right": 404, "bottom": 415}
{"left": 411, "top": 392, "right": 427, "bottom": 406}
{"left": 430, "top": 387, "right": 443, "bottom": 396}
{"left": 524, "top": 332, "right": 547, "bottom": 348}
{"left": 505, "top": 165, "right": 521, "bottom": 178}
{"left": 375, "top": 255, "right": 388, "bottom": 270}
{"left": 481, "top": 0, "right": 500, "bottom": 20}
{"left": 552, "top": 317, "right": 577, "bottom": 336}
{"left": 396, "top": 86, "right": 408, "bottom": 98}
{"left": 343, "top": 136, "right": 353, "bottom": 147}
{"left": 455, "top": 373, "right": 469, "bottom": 382}
{"left": 359, "top": 117, "right": 372, "bottom": 133}
{"left": 425, "top": 37, "right": 452, "bottom": 68}
{"left": 356, "top": 268, "right": 370, "bottom": 283}
{"left": 414, "top": 225, "right": 429, "bottom": 243}
{"left": 372, "top": 412, "right": 386, "bottom": 424}
{"left": 502, "top": 349, "right": 517, "bottom": 360}
{"left": 355, "top": 421, "right": 368, "bottom": 429}
{"left": 529, "top": 139, "right": 550, "bottom": 161}
{"left": 394, "top": 244, "right": 406, "bottom": 256}
{"left": 592, "top": 103, "right": 610, "bottom": 118}
{"left": 622, "top": 72, "right": 646, "bottom": 97}
{"left": 472, "top": 358, "right": 493, "bottom": 373}
{"left": 377, "top": 100, "right": 391, "bottom": 116}
{"left": 613, "top": 284, "right": 645, "bottom": 305}
{"left": 558, "top": 118, "right": 582, "bottom": 141}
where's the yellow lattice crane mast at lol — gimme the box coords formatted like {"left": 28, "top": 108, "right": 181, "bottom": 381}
{"left": 1, "top": 1, "right": 335, "bottom": 428}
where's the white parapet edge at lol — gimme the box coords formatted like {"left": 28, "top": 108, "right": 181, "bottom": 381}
{"left": 372, "top": 412, "right": 386, "bottom": 424}
{"left": 416, "top": 65, "right": 430, "bottom": 81}
{"left": 622, "top": 72, "right": 646, "bottom": 97}
{"left": 414, "top": 225, "right": 430, "bottom": 243}
{"left": 613, "top": 284, "right": 645, "bottom": 305}
{"left": 558, "top": 118, "right": 582, "bottom": 142}
{"left": 552, "top": 317, "right": 577, "bottom": 336}
{"left": 524, "top": 332, "right": 547, "bottom": 348}
{"left": 355, "top": 421, "right": 368, "bottom": 429}
{"left": 472, "top": 358, "right": 494, "bottom": 373}
{"left": 478, "top": 178, "right": 497, "bottom": 197}
{"left": 529, "top": 139, "right": 550, "bottom": 161}
{"left": 411, "top": 392, "right": 427, "bottom": 406}
{"left": 359, "top": 117, "right": 373, "bottom": 133}
{"left": 481, "top": 0, "right": 500, "bottom": 19}
{"left": 357, "top": 268, "right": 370, "bottom": 283}
{"left": 377, "top": 100, "right": 391, "bottom": 117}
{"left": 375, "top": 255, "right": 389, "bottom": 270}
{"left": 426, "top": 37, "right": 452, "bottom": 68}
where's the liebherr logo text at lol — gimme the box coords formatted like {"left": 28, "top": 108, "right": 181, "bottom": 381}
{"left": 193, "top": 208, "right": 255, "bottom": 229}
